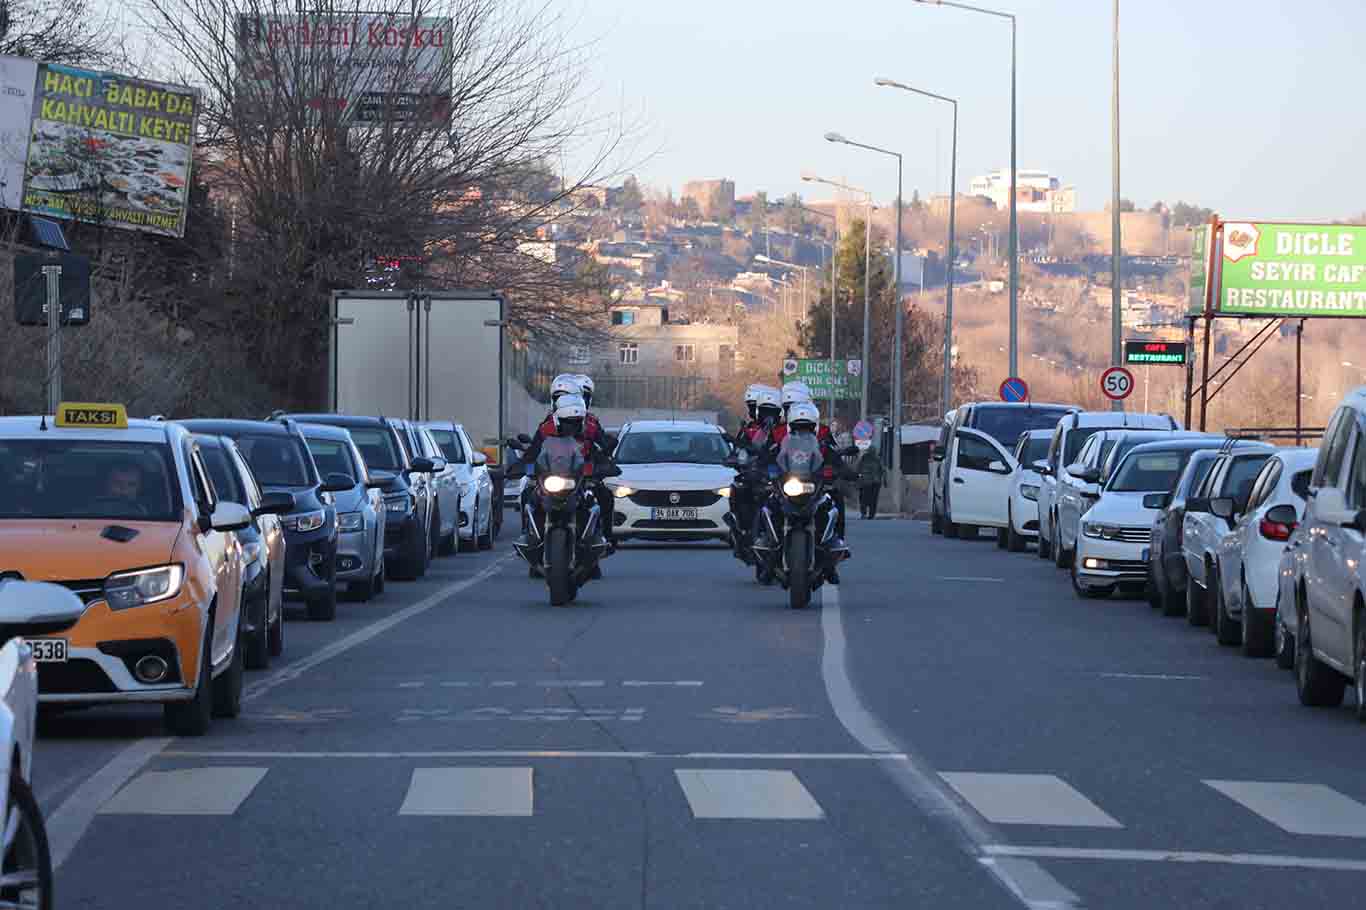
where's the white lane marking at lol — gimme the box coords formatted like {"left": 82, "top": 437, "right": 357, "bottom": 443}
{"left": 622, "top": 680, "right": 705, "bottom": 687}
{"left": 439, "top": 681, "right": 475, "bottom": 688}
{"left": 165, "top": 750, "right": 913, "bottom": 760}
{"left": 48, "top": 555, "right": 510, "bottom": 869}
{"left": 97, "top": 767, "right": 267, "bottom": 816}
{"left": 398, "top": 682, "right": 425, "bottom": 689}
{"left": 936, "top": 576, "right": 1006, "bottom": 583}
{"left": 1205, "top": 781, "right": 1366, "bottom": 837}
{"left": 489, "top": 681, "right": 518, "bottom": 688}
{"left": 1099, "top": 673, "right": 1208, "bottom": 681}
{"left": 536, "top": 680, "right": 605, "bottom": 688}
{"left": 675, "top": 769, "right": 824, "bottom": 820}
{"left": 395, "top": 707, "right": 646, "bottom": 723}
{"left": 399, "top": 768, "right": 533, "bottom": 817}
{"left": 985, "top": 844, "right": 1366, "bottom": 873}
{"left": 941, "top": 773, "right": 1123, "bottom": 828}
{"left": 820, "top": 585, "right": 1078, "bottom": 910}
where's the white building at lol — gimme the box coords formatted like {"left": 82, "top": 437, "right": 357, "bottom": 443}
{"left": 968, "top": 169, "right": 1077, "bottom": 214}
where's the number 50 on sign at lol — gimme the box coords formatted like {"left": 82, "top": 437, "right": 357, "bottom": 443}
{"left": 1100, "top": 366, "right": 1134, "bottom": 401}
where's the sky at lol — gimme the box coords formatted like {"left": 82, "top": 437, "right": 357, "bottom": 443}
{"left": 565, "top": 0, "right": 1363, "bottom": 221}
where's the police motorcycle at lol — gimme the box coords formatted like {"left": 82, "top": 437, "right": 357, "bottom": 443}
{"left": 506, "top": 398, "right": 619, "bottom": 606}
{"left": 722, "top": 387, "right": 783, "bottom": 576}
{"left": 749, "top": 403, "right": 850, "bottom": 609}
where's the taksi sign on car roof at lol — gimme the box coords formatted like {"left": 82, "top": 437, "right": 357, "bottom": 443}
{"left": 1217, "top": 223, "right": 1366, "bottom": 317}
{"left": 54, "top": 402, "right": 127, "bottom": 428}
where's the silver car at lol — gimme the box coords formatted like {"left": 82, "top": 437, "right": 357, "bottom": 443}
{"left": 422, "top": 421, "right": 497, "bottom": 550}
{"left": 300, "top": 423, "right": 388, "bottom": 600}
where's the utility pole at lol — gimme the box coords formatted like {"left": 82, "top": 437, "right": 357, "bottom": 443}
{"left": 1110, "top": 0, "right": 1124, "bottom": 411}
{"left": 43, "top": 263, "right": 62, "bottom": 412}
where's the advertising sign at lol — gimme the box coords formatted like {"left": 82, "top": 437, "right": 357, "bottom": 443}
{"left": 22, "top": 65, "right": 198, "bottom": 237}
{"left": 0, "top": 56, "right": 38, "bottom": 212}
{"left": 782, "top": 358, "right": 861, "bottom": 400}
{"left": 235, "top": 15, "right": 454, "bottom": 126}
{"left": 1187, "top": 223, "right": 1209, "bottom": 315}
{"left": 1217, "top": 223, "right": 1366, "bottom": 317}
{"left": 1124, "top": 340, "right": 1187, "bottom": 366}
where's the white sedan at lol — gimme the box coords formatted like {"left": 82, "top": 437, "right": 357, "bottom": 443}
{"left": 422, "top": 421, "right": 497, "bottom": 550}
{"left": 607, "top": 420, "right": 735, "bottom": 543}
{"left": 1001, "top": 429, "right": 1053, "bottom": 551}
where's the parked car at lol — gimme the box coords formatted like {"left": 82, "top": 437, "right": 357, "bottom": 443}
{"left": 287, "top": 415, "right": 436, "bottom": 580}
{"left": 180, "top": 419, "right": 351, "bottom": 621}
{"left": 422, "top": 421, "right": 497, "bottom": 550}
{"left": 1002, "top": 429, "right": 1052, "bottom": 551}
{"left": 1182, "top": 441, "right": 1276, "bottom": 637}
{"left": 1149, "top": 449, "right": 1223, "bottom": 616}
{"left": 396, "top": 420, "right": 456, "bottom": 556}
{"left": 1274, "top": 524, "right": 1307, "bottom": 670}
{"left": 931, "top": 402, "right": 1076, "bottom": 536}
{"left": 1288, "top": 388, "right": 1366, "bottom": 716}
{"left": 938, "top": 426, "right": 1018, "bottom": 539}
{"left": 1213, "top": 448, "right": 1317, "bottom": 656}
{"left": 194, "top": 434, "right": 291, "bottom": 667}
{"left": 299, "top": 423, "right": 389, "bottom": 600}
{"left": 1037, "top": 411, "right": 1181, "bottom": 565}
{"left": 1070, "top": 438, "right": 1226, "bottom": 600}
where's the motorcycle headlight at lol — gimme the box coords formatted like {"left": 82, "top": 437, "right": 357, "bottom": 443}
{"left": 105, "top": 564, "right": 184, "bottom": 610}
{"left": 338, "top": 511, "right": 364, "bottom": 532}
{"left": 1021, "top": 484, "right": 1040, "bottom": 502}
{"left": 612, "top": 485, "right": 635, "bottom": 499}
{"left": 782, "top": 477, "right": 816, "bottom": 497}
{"left": 283, "top": 510, "right": 326, "bottom": 533}
{"left": 543, "top": 475, "right": 576, "bottom": 494}
{"left": 385, "top": 494, "right": 413, "bottom": 515}
{"left": 716, "top": 487, "right": 732, "bottom": 497}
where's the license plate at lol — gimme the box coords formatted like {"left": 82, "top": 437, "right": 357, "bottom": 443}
{"left": 30, "top": 639, "right": 67, "bottom": 663}
{"left": 651, "top": 507, "right": 698, "bottom": 521}
{"left": 1141, "top": 548, "right": 1150, "bottom": 562}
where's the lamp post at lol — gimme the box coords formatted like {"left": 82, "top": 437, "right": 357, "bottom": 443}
{"left": 755, "top": 254, "right": 813, "bottom": 322}
{"left": 913, "top": 0, "right": 1017, "bottom": 381}
{"left": 1110, "top": 0, "right": 1123, "bottom": 410}
{"left": 876, "top": 78, "right": 957, "bottom": 421}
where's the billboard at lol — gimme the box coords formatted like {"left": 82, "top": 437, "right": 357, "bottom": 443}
{"left": 782, "top": 357, "right": 862, "bottom": 400}
{"left": 1218, "top": 223, "right": 1366, "bottom": 317}
{"left": 21, "top": 64, "right": 199, "bottom": 237}
{"left": 235, "top": 14, "right": 453, "bottom": 126}
{"left": 0, "top": 56, "right": 38, "bottom": 212}
{"left": 1187, "top": 223, "right": 1209, "bottom": 315}
{"left": 1123, "top": 340, "right": 1188, "bottom": 366}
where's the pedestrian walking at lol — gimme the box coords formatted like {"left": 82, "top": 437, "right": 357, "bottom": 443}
{"left": 855, "top": 444, "right": 885, "bottom": 519}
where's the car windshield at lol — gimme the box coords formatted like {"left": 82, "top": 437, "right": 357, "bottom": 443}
{"left": 306, "top": 437, "right": 358, "bottom": 482}
{"left": 1018, "top": 435, "right": 1050, "bottom": 467}
{"left": 233, "top": 434, "right": 315, "bottom": 488}
{"left": 615, "top": 430, "right": 729, "bottom": 465}
{"left": 197, "top": 444, "right": 244, "bottom": 504}
{"left": 0, "top": 439, "right": 181, "bottom": 520}
{"left": 971, "top": 407, "right": 1071, "bottom": 448}
{"left": 427, "top": 428, "right": 465, "bottom": 464}
{"left": 1108, "top": 450, "right": 1189, "bottom": 493}
{"left": 349, "top": 427, "right": 402, "bottom": 472}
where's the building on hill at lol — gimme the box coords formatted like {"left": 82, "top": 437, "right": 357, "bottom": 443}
{"left": 681, "top": 178, "right": 736, "bottom": 221}
{"left": 588, "top": 301, "right": 740, "bottom": 409}
{"left": 969, "top": 169, "right": 1077, "bottom": 214}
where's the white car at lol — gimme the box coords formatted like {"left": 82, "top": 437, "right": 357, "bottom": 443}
{"left": 607, "top": 420, "right": 735, "bottom": 543}
{"left": 422, "top": 421, "right": 497, "bottom": 550}
{"left": 0, "top": 580, "right": 85, "bottom": 906}
{"left": 1037, "top": 411, "right": 1181, "bottom": 566}
{"left": 1001, "top": 429, "right": 1052, "bottom": 551}
{"left": 1071, "top": 438, "right": 1223, "bottom": 599}
{"left": 939, "top": 427, "right": 1018, "bottom": 538}
{"left": 1213, "top": 448, "right": 1317, "bottom": 657}
{"left": 1182, "top": 442, "right": 1276, "bottom": 638}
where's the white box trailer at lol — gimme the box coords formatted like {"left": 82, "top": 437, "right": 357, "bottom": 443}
{"left": 328, "top": 290, "right": 506, "bottom": 455}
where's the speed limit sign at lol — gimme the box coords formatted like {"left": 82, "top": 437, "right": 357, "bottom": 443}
{"left": 1100, "top": 366, "right": 1135, "bottom": 401}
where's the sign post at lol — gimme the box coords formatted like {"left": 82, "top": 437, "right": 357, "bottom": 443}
{"left": 1100, "top": 365, "right": 1134, "bottom": 403}
{"left": 43, "top": 263, "right": 61, "bottom": 413}
{"left": 998, "top": 376, "right": 1029, "bottom": 403}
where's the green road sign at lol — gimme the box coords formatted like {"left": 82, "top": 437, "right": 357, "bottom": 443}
{"left": 782, "top": 358, "right": 862, "bottom": 400}
{"left": 1188, "top": 224, "right": 1209, "bottom": 315}
{"left": 1218, "top": 223, "right": 1366, "bottom": 317}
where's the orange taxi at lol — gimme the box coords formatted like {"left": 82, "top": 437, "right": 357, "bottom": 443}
{"left": 0, "top": 404, "right": 269, "bottom": 735}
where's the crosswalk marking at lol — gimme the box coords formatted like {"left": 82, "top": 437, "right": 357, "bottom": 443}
{"left": 1205, "top": 781, "right": 1366, "bottom": 837}
{"left": 674, "top": 769, "right": 824, "bottom": 820}
{"left": 399, "top": 768, "right": 534, "bottom": 817}
{"left": 98, "top": 767, "right": 267, "bottom": 816}
{"left": 941, "top": 773, "right": 1123, "bottom": 828}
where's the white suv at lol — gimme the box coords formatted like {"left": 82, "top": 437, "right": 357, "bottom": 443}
{"left": 1290, "top": 387, "right": 1366, "bottom": 717}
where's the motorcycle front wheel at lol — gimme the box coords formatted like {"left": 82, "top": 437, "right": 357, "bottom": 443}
{"left": 546, "top": 527, "right": 573, "bottom": 607}
{"left": 787, "top": 527, "right": 811, "bottom": 610}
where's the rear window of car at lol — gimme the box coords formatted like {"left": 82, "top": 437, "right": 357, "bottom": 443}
{"left": 616, "top": 431, "right": 729, "bottom": 465}
{"left": 306, "top": 437, "right": 358, "bottom": 481}
{"left": 198, "top": 444, "right": 244, "bottom": 503}
{"left": 0, "top": 439, "right": 182, "bottom": 521}
{"left": 350, "top": 428, "right": 402, "bottom": 472}
{"left": 970, "top": 407, "right": 1072, "bottom": 449}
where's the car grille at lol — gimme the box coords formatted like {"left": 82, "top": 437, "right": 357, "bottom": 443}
{"left": 1103, "top": 559, "right": 1149, "bottom": 574}
{"left": 51, "top": 580, "right": 105, "bottom": 606}
{"left": 38, "top": 659, "right": 117, "bottom": 694}
{"left": 629, "top": 490, "right": 722, "bottom": 508}
{"left": 1114, "top": 527, "right": 1151, "bottom": 543}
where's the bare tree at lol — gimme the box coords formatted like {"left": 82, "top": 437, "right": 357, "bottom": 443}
{"left": 0, "top": 0, "right": 127, "bottom": 67}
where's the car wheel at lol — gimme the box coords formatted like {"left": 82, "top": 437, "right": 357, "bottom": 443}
{"left": 211, "top": 630, "right": 244, "bottom": 718}
{"left": 1071, "top": 559, "right": 1113, "bottom": 600}
{"left": 943, "top": 514, "right": 959, "bottom": 538}
{"left": 1241, "top": 575, "right": 1273, "bottom": 658}
{"left": 1355, "top": 618, "right": 1366, "bottom": 723}
{"left": 930, "top": 505, "right": 942, "bottom": 535}
{"left": 307, "top": 584, "right": 337, "bottom": 621}
{"left": 1, "top": 774, "right": 52, "bottom": 910}
{"left": 164, "top": 624, "right": 214, "bottom": 736}
{"left": 243, "top": 583, "right": 270, "bottom": 670}
{"left": 1186, "top": 578, "right": 1209, "bottom": 626}
{"left": 477, "top": 505, "right": 494, "bottom": 550}
{"left": 1037, "top": 517, "right": 1053, "bottom": 560}
{"left": 1296, "top": 609, "right": 1347, "bottom": 707}
{"left": 1006, "top": 508, "right": 1027, "bottom": 553}
{"left": 1053, "top": 522, "right": 1070, "bottom": 569}
{"left": 1215, "top": 569, "right": 1242, "bottom": 647}
{"left": 1274, "top": 602, "right": 1296, "bottom": 670}
{"left": 1146, "top": 564, "right": 1163, "bottom": 610}
{"left": 268, "top": 600, "right": 285, "bottom": 658}
{"left": 348, "top": 570, "right": 377, "bottom": 602}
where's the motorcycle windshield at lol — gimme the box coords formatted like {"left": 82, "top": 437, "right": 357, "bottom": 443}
{"left": 778, "top": 434, "right": 823, "bottom": 479}
{"left": 537, "top": 436, "right": 585, "bottom": 478}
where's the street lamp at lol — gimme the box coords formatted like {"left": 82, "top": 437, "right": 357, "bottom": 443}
{"left": 754, "top": 254, "right": 813, "bottom": 322}
{"left": 912, "top": 0, "right": 1018, "bottom": 382}
{"left": 824, "top": 131, "right": 903, "bottom": 428}
{"left": 875, "top": 77, "right": 958, "bottom": 421}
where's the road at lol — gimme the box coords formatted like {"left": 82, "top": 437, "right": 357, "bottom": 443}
{"left": 38, "top": 520, "right": 1366, "bottom": 909}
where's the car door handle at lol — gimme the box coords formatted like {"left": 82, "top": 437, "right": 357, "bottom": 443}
{"left": 953, "top": 477, "right": 965, "bottom": 484}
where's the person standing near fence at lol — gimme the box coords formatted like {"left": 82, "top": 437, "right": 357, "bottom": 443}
{"left": 855, "top": 442, "right": 885, "bottom": 519}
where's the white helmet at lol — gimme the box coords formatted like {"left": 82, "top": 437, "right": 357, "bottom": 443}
{"left": 755, "top": 387, "right": 782, "bottom": 418}
{"left": 744, "top": 384, "right": 764, "bottom": 404}
{"left": 575, "top": 373, "right": 595, "bottom": 395}
{"left": 550, "top": 374, "right": 582, "bottom": 405}
{"left": 781, "top": 381, "right": 813, "bottom": 411}
{"left": 552, "top": 393, "right": 587, "bottom": 433}
{"left": 787, "top": 400, "right": 820, "bottom": 431}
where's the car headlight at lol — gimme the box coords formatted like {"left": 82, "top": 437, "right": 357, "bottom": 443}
{"left": 542, "top": 475, "right": 576, "bottom": 494}
{"left": 1021, "top": 484, "right": 1040, "bottom": 502}
{"left": 782, "top": 477, "right": 816, "bottom": 497}
{"left": 338, "top": 511, "right": 364, "bottom": 532}
{"left": 612, "top": 485, "right": 635, "bottom": 499}
{"left": 283, "top": 510, "right": 326, "bottom": 533}
{"left": 105, "top": 564, "right": 184, "bottom": 610}
{"left": 716, "top": 486, "right": 732, "bottom": 497}
{"left": 385, "top": 494, "right": 413, "bottom": 515}
{"left": 241, "top": 541, "right": 263, "bottom": 564}
{"left": 1082, "top": 522, "right": 1120, "bottom": 539}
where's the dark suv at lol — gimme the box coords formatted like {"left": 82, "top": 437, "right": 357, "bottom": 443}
{"left": 179, "top": 419, "right": 352, "bottom": 620}
{"left": 287, "top": 415, "right": 436, "bottom": 580}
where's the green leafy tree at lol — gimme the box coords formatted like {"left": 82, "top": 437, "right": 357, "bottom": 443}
{"left": 1170, "top": 200, "right": 1216, "bottom": 228}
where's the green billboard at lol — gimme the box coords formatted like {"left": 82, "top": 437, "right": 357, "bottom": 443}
{"left": 1218, "top": 223, "right": 1366, "bottom": 317}
{"left": 1187, "top": 224, "right": 1209, "bottom": 315}
{"left": 782, "top": 358, "right": 861, "bottom": 400}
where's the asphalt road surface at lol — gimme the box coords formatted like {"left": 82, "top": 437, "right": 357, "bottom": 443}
{"left": 38, "top": 520, "right": 1366, "bottom": 909}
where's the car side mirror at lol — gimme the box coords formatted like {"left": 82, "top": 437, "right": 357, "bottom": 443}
{"left": 408, "top": 456, "right": 435, "bottom": 474}
{"left": 988, "top": 460, "right": 1011, "bottom": 475}
{"left": 601, "top": 462, "right": 623, "bottom": 479}
{"left": 1032, "top": 460, "right": 1052, "bottom": 476}
{"left": 1066, "top": 462, "right": 1086, "bottom": 477}
{"left": 1187, "top": 497, "right": 1211, "bottom": 514}
{"left": 210, "top": 502, "right": 252, "bottom": 532}
{"left": 0, "top": 580, "right": 84, "bottom": 646}
{"left": 253, "top": 490, "right": 295, "bottom": 516}
{"left": 366, "top": 469, "right": 397, "bottom": 490}
{"left": 1081, "top": 483, "right": 1101, "bottom": 499}
{"left": 471, "top": 452, "right": 488, "bottom": 466}
{"left": 1077, "top": 468, "right": 1100, "bottom": 484}
{"left": 429, "top": 456, "right": 448, "bottom": 472}
{"left": 1142, "top": 492, "right": 1171, "bottom": 510}
{"left": 1264, "top": 504, "right": 1298, "bottom": 527}
{"left": 1210, "top": 497, "right": 1235, "bottom": 520}
{"left": 321, "top": 472, "right": 355, "bottom": 494}
{"left": 932, "top": 449, "right": 945, "bottom": 462}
